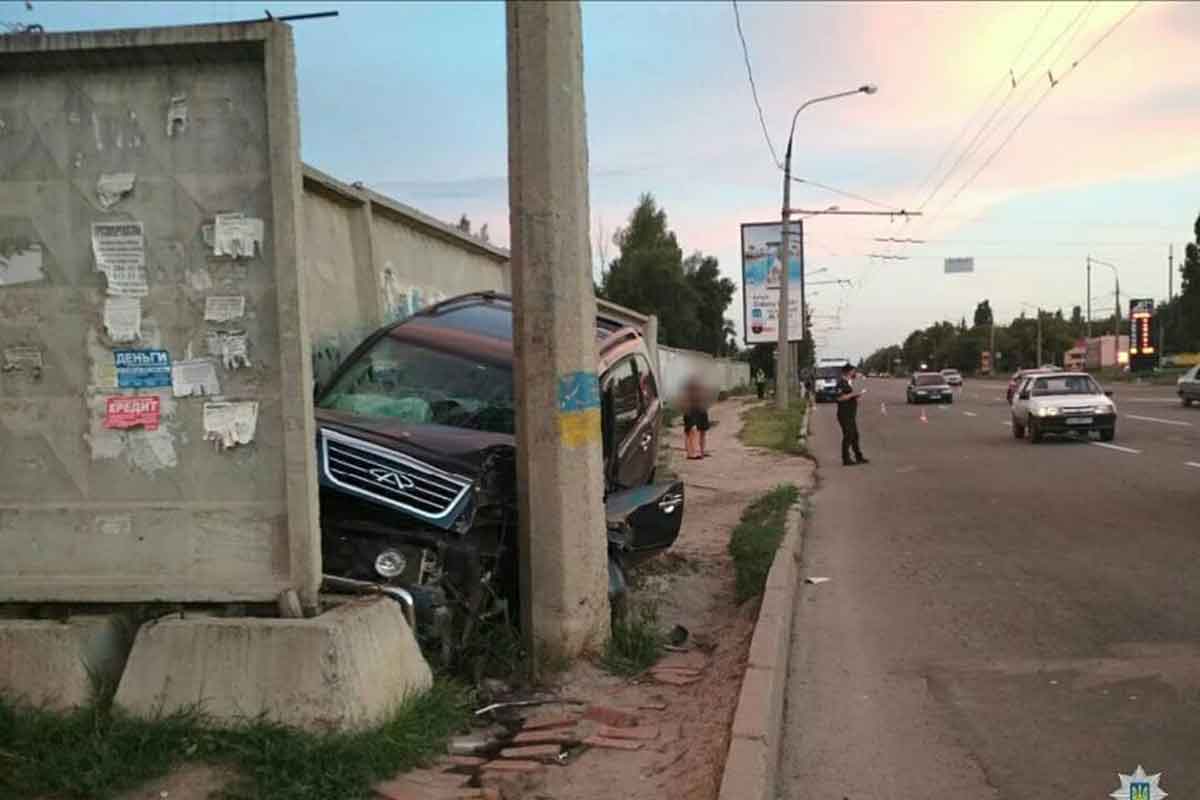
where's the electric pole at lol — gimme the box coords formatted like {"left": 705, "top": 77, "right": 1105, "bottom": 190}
{"left": 506, "top": 0, "right": 610, "bottom": 663}
{"left": 1086, "top": 255, "right": 1092, "bottom": 338}
{"left": 776, "top": 152, "right": 792, "bottom": 410}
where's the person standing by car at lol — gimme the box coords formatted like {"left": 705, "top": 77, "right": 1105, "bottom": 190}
{"left": 836, "top": 364, "right": 869, "bottom": 466}
{"left": 681, "top": 377, "right": 711, "bottom": 459}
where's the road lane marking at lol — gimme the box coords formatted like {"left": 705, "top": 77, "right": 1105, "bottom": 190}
{"left": 1127, "top": 414, "right": 1192, "bottom": 427}
{"left": 963, "top": 411, "right": 978, "bottom": 417}
{"left": 1091, "top": 442, "right": 1141, "bottom": 454}
{"left": 1187, "top": 462, "right": 1200, "bottom": 469}
{"left": 1002, "top": 421, "right": 1013, "bottom": 427}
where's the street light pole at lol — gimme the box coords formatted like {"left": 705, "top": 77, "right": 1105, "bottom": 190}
{"left": 776, "top": 84, "right": 876, "bottom": 410}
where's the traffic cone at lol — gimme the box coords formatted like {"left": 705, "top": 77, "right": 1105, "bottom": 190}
{"left": 920, "top": 408, "right": 928, "bottom": 423}
{"left": 880, "top": 401, "right": 887, "bottom": 416}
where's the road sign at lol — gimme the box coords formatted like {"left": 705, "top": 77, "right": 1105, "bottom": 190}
{"left": 944, "top": 257, "right": 974, "bottom": 274}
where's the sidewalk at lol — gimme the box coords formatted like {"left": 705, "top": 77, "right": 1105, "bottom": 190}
{"left": 538, "top": 398, "right": 815, "bottom": 800}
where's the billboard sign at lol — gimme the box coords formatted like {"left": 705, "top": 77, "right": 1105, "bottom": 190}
{"left": 944, "top": 257, "right": 974, "bottom": 274}
{"left": 741, "top": 221, "right": 804, "bottom": 344}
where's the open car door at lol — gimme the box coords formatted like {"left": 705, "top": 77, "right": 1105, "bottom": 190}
{"left": 605, "top": 479, "right": 685, "bottom": 566}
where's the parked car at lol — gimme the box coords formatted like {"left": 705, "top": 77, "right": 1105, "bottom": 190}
{"left": 1007, "top": 367, "right": 1056, "bottom": 404}
{"left": 1010, "top": 371, "right": 1116, "bottom": 443}
{"left": 812, "top": 365, "right": 844, "bottom": 403}
{"left": 940, "top": 369, "right": 963, "bottom": 387}
{"left": 907, "top": 372, "right": 953, "bottom": 404}
{"left": 312, "top": 292, "right": 684, "bottom": 649}
{"left": 1178, "top": 364, "right": 1200, "bottom": 407}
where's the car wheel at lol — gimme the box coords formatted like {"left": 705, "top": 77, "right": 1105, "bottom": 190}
{"left": 1100, "top": 426, "right": 1115, "bottom": 442}
{"left": 1012, "top": 419, "right": 1024, "bottom": 439}
{"left": 1029, "top": 420, "right": 1042, "bottom": 443}
{"left": 1184, "top": 397, "right": 1193, "bottom": 408}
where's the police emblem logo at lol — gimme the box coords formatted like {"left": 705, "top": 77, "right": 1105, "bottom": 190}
{"left": 1110, "top": 766, "right": 1166, "bottom": 800}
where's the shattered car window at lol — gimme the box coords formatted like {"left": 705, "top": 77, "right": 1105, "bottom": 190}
{"left": 318, "top": 337, "right": 515, "bottom": 433}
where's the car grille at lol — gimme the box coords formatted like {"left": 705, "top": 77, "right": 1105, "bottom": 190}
{"left": 320, "top": 428, "right": 474, "bottom": 523}
{"left": 1060, "top": 405, "right": 1098, "bottom": 415}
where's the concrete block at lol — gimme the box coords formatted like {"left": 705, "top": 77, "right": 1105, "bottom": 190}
{"left": 0, "top": 614, "right": 134, "bottom": 709}
{"left": 114, "top": 597, "right": 431, "bottom": 731}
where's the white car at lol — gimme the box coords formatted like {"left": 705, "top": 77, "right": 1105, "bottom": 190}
{"left": 1011, "top": 371, "right": 1117, "bottom": 443}
{"left": 940, "top": 369, "right": 963, "bottom": 387}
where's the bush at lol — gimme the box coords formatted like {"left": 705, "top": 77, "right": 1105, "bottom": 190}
{"left": 728, "top": 484, "right": 800, "bottom": 603}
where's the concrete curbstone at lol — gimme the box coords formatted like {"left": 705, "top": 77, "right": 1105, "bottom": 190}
{"left": 719, "top": 497, "right": 807, "bottom": 800}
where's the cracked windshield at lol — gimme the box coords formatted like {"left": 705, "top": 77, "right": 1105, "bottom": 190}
{"left": 0, "top": 2, "right": 1196, "bottom": 800}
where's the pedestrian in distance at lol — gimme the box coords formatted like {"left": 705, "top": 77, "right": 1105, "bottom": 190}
{"left": 753, "top": 368, "right": 766, "bottom": 400}
{"left": 836, "top": 363, "right": 869, "bottom": 466}
{"left": 681, "top": 377, "right": 711, "bottom": 460}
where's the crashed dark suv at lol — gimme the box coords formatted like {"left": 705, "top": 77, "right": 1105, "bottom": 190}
{"left": 313, "top": 292, "right": 684, "bottom": 647}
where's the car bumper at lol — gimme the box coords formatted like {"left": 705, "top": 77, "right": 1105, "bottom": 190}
{"left": 1032, "top": 413, "right": 1116, "bottom": 433}
{"left": 814, "top": 388, "right": 840, "bottom": 402}
{"left": 910, "top": 392, "right": 952, "bottom": 402}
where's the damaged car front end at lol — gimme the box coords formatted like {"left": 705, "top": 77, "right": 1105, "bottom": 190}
{"left": 314, "top": 293, "right": 684, "bottom": 659}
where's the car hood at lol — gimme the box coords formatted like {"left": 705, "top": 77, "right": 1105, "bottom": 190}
{"left": 314, "top": 408, "right": 514, "bottom": 479}
{"left": 1026, "top": 395, "right": 1113, "bottom": 410}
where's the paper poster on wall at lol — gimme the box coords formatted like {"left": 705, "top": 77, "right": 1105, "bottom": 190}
{"left": 114, "top": 349, "right": 171, "bottom": 388}
{"left": 171, "top": 358, "right": 220, "bottom": 397}
{"left": 2, "top": 346, "right": 43, "bottom": 376}
{"left": 206, "top": 330, "right": 250, "bottom": 369}
{"left": 203, "top": 400, "right": 258, "bottom": 449}
{"left": 104, "top": 395, "right": 161, "bottom": 431}
{"left": 204, "top": 295, "right": 245, "bottom": 322}
{"left": 0, "top": 243, "right": 45, "bottom": 286}
{"left": 103, "top": 297, "right": 142, "bottom": 342}
{"left": 205, "top": 213, "right": 263, "bottom": 259}
{"left": 96, "top": 173, "right": 136, "bottom": 210}
{"left": 92, "top": 222, "right": 148, "bottom": 296}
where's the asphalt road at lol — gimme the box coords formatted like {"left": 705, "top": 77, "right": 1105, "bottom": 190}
{"left": 777, "top": 377, "right": 1199, "bottom": 800}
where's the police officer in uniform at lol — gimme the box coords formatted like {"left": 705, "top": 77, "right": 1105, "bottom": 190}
{"left": 835, "top": 363, "right": 869, "bottom": 466}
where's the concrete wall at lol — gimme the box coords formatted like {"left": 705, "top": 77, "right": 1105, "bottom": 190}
{"left": 300, "top": 166, "right": 509, "bottom": 386}
{"left": 0, "top": 22, "right": 321, "bottom": 605}
{"left": 659, "top": 345, "right": 751, "bottom": 401}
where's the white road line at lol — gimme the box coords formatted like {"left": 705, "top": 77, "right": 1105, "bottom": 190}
{"left": 964, "top": 411, "right": 978, "bottom": 417}
{"left": 1187, "top": 462, "right": 1200, "bottom": 469}
{"left": 1091, "top": 442, "right": 1141, "bottom": 455}
{"left": 1002, "top": 421, "right": 1013, "bottom": 427}
{"left": 1127, "top": 414, "right": 1192, "bottom": 427}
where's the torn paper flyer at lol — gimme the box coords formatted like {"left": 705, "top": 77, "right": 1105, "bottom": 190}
{"left": 96, "top": 172, "right": 135, "bottom": 210}
{"left": 114, "top": 349, "right": 171, "bottom": 389}
{"left": 203, "top": 295, "right": 245, "bottom": 323}
{"left": 207, "top": 329, "right": 250, "bottom": 370}
{"left": 105, "top": 395, "right": 161, "bottom": 431}
{"left": 203, "top": 400, "right": 258, "bottom": 449}
{"left": 0, "top": 243, "right": 45, "bottom": 286}
{"left": 92, "top": 222, "right": 147, "bottom": 295}
{"left": 103, "top": 297, "right": 142, "bottom": 342}
{"left": 2, "top": 345, "right": 43, "bottom": 376}
{"left": 166, "top": 94, "right": 188, "bottom": 137}
{"left": 208, "top": 212, "right": 263, "bottom": 259}
{"left": 171, "top": 358, "right": 220, "bottom": 397}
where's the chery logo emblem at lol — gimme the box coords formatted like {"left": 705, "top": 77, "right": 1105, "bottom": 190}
{"left": 368, "top": 467, "right": 416, "bottom": 491}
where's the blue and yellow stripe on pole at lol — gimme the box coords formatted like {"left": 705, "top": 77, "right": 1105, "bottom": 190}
{"left": 557, "top": 370, "right": 602, "bottom": 448}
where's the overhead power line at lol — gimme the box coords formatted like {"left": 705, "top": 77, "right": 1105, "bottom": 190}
{"left": 934, "top": 1, "right": 1143, "bottom": 216}
{"left": 731, "top": 0, "right": 780, "bottom": 169}
{"left": 790, "top": 176, "right": 900, "bottom": 211}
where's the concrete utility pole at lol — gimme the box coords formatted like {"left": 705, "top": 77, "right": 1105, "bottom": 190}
{"left": 1086, "top": 255, "right": 1092, "bottom": 338}
{"left": 506, "top": 0, "right": 610, "bottom": 662}
{"left": 776, "top": 84, "right": 877, "bottom": 410}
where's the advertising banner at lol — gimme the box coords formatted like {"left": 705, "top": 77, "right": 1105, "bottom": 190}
{"left": 741, "top": 221, "right": 804, "bottom": 344}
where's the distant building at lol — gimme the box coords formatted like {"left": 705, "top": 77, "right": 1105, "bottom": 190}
{"left": 1085, "top": 335, "right": 1130, "bottom": 369}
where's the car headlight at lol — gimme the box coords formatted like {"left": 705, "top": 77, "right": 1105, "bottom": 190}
{"left": 1036, "top": 407, "right": 1060, "bottom": 417}
{"left": 1092, "top": 403, "right": 1113, "bottom": 415}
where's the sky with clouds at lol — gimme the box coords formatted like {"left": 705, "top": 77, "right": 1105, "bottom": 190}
{"left": 22, "top": 0, "right": 1199, "bottom": 359}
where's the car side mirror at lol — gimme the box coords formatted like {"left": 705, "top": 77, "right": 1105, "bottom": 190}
{"left": 1104, "top": 390, "right": 1113, "bottom": 397}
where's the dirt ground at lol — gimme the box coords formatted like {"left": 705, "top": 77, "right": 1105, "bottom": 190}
{"left": 535, "top": 398, "right": 815, "bottom": 800}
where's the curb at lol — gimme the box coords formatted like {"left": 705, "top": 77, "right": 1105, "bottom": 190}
{"left": 718, "top": 503, "right": 805, "bottom": 800}
{"left": 796, "top": 398, "right": 813, "bottom": 450}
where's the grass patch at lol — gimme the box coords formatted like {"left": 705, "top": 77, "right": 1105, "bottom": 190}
{"left": 601, "top": 603, "right": 663, "bottom": 677}
{"left": 0, "top": 681, "right": 470, "bottom": 800}
{"left": 662, "top": 405, "right": 681, "bottom": 429}
{"left": 728, "top": 484, "right": 800, "bottom": 603}
{"left": 738, "top": 400, "right": 808, "bottom": 455}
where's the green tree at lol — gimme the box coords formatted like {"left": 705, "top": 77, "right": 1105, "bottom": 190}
{"left": 684, "top": 252, "right": 737, "bottom": 356}
{"left": 1180, "top": 212, "right": 1200, "bottom": 351}
{"left": 973, "top": 300, "right": 993, "bottom": 328}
